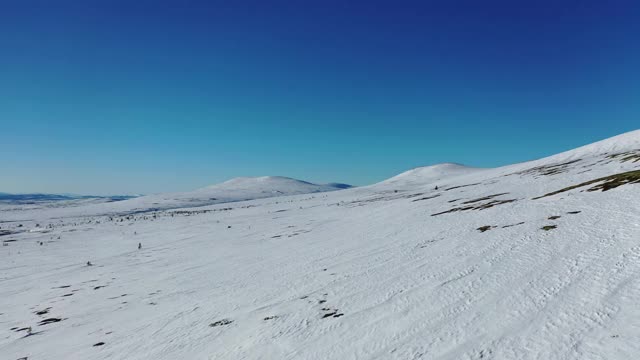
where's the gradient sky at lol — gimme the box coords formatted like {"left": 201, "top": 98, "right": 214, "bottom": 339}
{"left": 1, "top": 0, "right": 639, "bottom": 195}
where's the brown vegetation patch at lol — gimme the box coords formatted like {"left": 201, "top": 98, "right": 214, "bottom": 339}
{"left": 431, "top": 198, "right": 517, "bottom": 216}
{"left": 462, "top": 193, "right": 509, "bottom": 205}
{"left": 444, "top": 183, "right": 481, "bottom": 191}
{"left": 533, "top": 170, "right": 640, "bottom": 199}
{"left": 606, "top": 150, "right": 640, "bottom": 163}
{"left": 502, "top": 222, "right": 525, "bottom": 228}
{"left": 507, "top": 159, "right": 581, "bottom": 177}
{"left": 412, "top": 194, "right": 441, "bottom": 202}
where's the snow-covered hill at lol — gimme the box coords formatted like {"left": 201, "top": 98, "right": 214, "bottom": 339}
{"left": 200, "top": 176, "right": 351, "bottom": 194}
{"left": 0, "top": 176, "right": 351, "bottom": 221}
{"left": 375, "top": 163, "right": 485, "bottom": 188}
{"left": 1, "top": 130, "right": 640, "bottom": 360}
{"left": 113, "top": 176, "right": 351, "bottom": 212}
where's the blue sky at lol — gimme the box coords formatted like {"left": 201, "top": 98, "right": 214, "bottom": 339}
{"left": 1, "top": 0, "right": 639, "bottom": 195}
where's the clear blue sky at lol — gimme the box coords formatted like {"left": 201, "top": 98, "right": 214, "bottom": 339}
{"left": 1, "top": 0, "right": 639, "bottom": 195}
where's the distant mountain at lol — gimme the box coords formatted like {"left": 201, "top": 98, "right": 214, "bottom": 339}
{"left": 199, "top": 176, "right": 350, "bottom": 194}
{"left": 0, "top": 193, "right": 136, "bottom": 204}
{"left": 0, "top": 193, "right": 71, "bottom": 201}
{"left": 324, "top": 183, "right": 353, "bottom": 189}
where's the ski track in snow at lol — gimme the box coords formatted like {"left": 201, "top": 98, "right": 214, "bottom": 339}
{"left": 1, "top": 130, "right": 640, "bottom": 359}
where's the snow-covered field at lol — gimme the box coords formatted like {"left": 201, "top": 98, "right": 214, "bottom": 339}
{"left": 2, "top": 130, "right": 640, "bottom": 360}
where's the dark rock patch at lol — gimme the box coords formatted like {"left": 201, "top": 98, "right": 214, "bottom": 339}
{"left": 502, "top": 222, "right": 525, "bottom": 228}
{"left": 432, "top": 198, "right": 517, "bottom": 216}
{"left": 210, "top": 319, "right": 233, "bottom": 327}
{"left": 463, "top": 193, "right": 509, "bottom": 205}
{"left": 38, "top": 317, "right": 62, "bottom": 326}
{"left": 477, "top": 226, "right": 495, "bottom": 233}
{"left": 35, "top": 308, "right": 51, "bottom": 316}
{"left": 411, "top": 194, "right": 441, "bottom": 202}
{"left": 444, "top": 183, "right": 481, "bottom": 191}
{"left": 321, "top": 308, "right": 344, "bottom": 319}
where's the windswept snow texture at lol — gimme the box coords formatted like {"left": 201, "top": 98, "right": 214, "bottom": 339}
{"left": 2, "top": 130, "right": 640, "bottom": 360}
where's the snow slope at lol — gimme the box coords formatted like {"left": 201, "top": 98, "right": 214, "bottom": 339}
{"left": 1, "top": 130, "right": 640, "bottom": 360}
{"left": 375, "top": 163, "right": 485, "bottom": 189}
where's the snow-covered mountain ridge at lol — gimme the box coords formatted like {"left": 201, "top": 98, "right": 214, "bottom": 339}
{"left": 1, "top": 130, "right": 640, "bottom": 360}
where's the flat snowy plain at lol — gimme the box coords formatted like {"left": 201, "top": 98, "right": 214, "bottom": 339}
{"left": 1, "top": 130, "right": 640, "bottom": 360}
